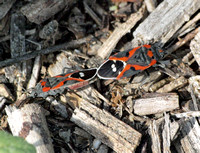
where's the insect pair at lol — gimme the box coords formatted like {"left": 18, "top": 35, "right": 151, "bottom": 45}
{"left": 30, "top": 44, "right": 165, "bottom": 98}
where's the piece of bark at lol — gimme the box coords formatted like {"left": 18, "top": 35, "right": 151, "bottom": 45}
{"left": 182, "top": 52, "right": 195, "bottom": 66}
{"left": 149, "top": 120, "right": 162, "bottom": 153}
{"left": 190, "top": 30, "right": 200, "bottom": 67}
{"left": 5, "top": 103, "right": 54, "bottom": 153}
{"left": 189, "top": 76, "right": 200, "bottom": 100}
{"left": 132, "top": 0, "right": 200, "bottom": 45}
{"left": 177, "top": 12, "right": 200, "bottom": 36}
{"left": 166, "top": 27, "right": 199, "bottom": 56}
{"left": 97, "top": 4, "right": 146, "bottom": 59}
{"left": 0, "top": 0, "right": 16, "bottom": 20}
{"left": 157, "top": 76, "right": 188, "bottom": 93}
{"left": 47, "top": 52, "right": 74, "bottom": 77}
{"left": 173, "top": 118, "right": 200, "bottom": 153}
{"left": 27, "top": 55, "right": 41, "bottom": 89}
{"left": 171, "top": 111, "right": 200, "bottom": 118}
{"left": 162, "top": 113, "right": 171, "bottom": 153}
{"left": 149, "top": 78, "right": 173, "bottom": 92}
{"left": 83, "top": 1, "right": 102, "bottom": 27}
{"left": 21, "top": 0, "right": 73, "bottom": 24}
{"left": 5, "top": 13, "right": 27, "bottom": 99}
{"left": 71, "top": 100, "right": 141, "bottom": 153}
{"left": 0, "top": 84, "right": 14, "bottom": 101}
{"left": 133, "top": 93, "right": 179, "bottom": 116}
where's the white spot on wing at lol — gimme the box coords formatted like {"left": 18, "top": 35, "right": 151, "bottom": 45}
{"left": 79, "top": 72, "right": 85, "bottom": 77}
{"left": 111, "top": 64, "right": 117, "bottom": 72}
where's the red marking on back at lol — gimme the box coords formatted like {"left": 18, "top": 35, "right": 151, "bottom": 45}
{"left": 116, "top": 59, "right": 157, "bottom": 80}
{"left": 147, "top": 50, "right": 153, "bottom": 57}
{"left": 40, "top": 81, "right": 46, "bottom": 86}
{"left": 109, "top": 46, "right": 141, "bottom": 61}
{"left": 42, "top": 87, "right": 51, "bottom": 92}
{"left": 51, "top": 78, "right": 85, "bottom": 90}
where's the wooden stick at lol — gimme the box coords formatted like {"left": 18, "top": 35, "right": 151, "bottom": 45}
{"left": 133, "top": 0, "right": 200, "bottom": 44}
{"left": 157, "top": 76, "right": 188, "bottom": 93}
{"left": 133, "top": 93, "right": 179, "bottom": 116}
{"left": 71, "top": 100, "right": 141, "bottom": 153}
{"left": 171, "top": 111, "right": 200, "bottom": 118}
{"left": 5, "top": 104, "right": 54, "bottom": 153}
{"left": 149, "top": 120, "right": 162, "bottom": 153}
{"left": 162, "top": 113, "right": 171, "bottom": 153}
{"left": 97, "top": 4, "right": 146, "bottom": 59}
{"left": 0, "top": 35, "right": 92, "bottom": 69}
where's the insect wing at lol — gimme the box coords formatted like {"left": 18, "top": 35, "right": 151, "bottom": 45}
{"left": 97, "top": 59, "right": 126, "bottom": 79}
{"left": 97, "top": 44, "right": 164, "bottom": 80}
{"left": 30, "top": 68, "right": 97, "bottom": 98}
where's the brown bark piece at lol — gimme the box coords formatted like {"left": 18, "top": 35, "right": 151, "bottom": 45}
{"left": 133, "top": 0, "right": 200, "bottom": 44}
{"left": 190, "top": 30, "right": 200, "bottom": 67}
{"left": 134, "top": 93, "right": 179, "bottom": 116}
{"left": 71, "top": 100, "right": 141, "bottom": 153}
{"left": 21, "top": 0, "right": 72, "bottom": 24}
{"left": 5, "top": 104, "right": 54, "bottom": 153}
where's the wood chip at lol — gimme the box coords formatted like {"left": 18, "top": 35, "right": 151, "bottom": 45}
{"left": 173, "top": 118, "right": 200, "bottom": 153}
{"left": 5, "top": 104, "right": 54, "bottom": 153}
{"left": 97, "top": 4, "right": 146, "bottom": 59}
{"left": 0, "top": 84, "right": 14, "bottom": 101}
{"left": 149, "top": 120, "right": 162, "bottom": 153}
{"left": 134, "top": 93, "right": 179, "bottom": 116}
{"left": 21, "top": 0, "right": 71, "bottom": 24}
{"left": 157, "top": 76, "right": 188, "bottom": 93}
{"left": 133, "top": 0, "right": 200, "bottom": 44}
{"left": 71, "top": 100, "right": 141, "bottom": 153}
{"left": 190, "top": 30, "right": 200, "bottom": 67}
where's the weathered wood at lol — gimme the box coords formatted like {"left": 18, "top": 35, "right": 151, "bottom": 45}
{"left": 0, "top": 84, "right": 14, "bottom": 100}
{"left": 97, "top": 4, "right": 146, "bottom": 59}
{"left": 6, "top": 13, "right": 26, "bottom": 99}
{"left": 171, "top": 111, "right": 200, "bottom": 118}
{"left": 173, "top": 118, "right": 200, "bottom": 153}
{"left": 190, "top": 30, "right": 200, "bottom": 67}
{"left": 134, "top": 93, "right": 179, "bottom": 116}
{"left": 132, "top": 0, "right": 200, "bottom": 44}
{"left": 5, "top": 104, "right": 54, "bottom": 153}
{"left": 0, "top": 0, "right": 16, "bottom": 20}
{"left": 162, "top": 113, "right": 171, "bottom": 153}
{"left": 21, "top": 0, "right": 73, "bottom": 24}
{"left": 71, "top": 100, "right": 141, "bottom": 153}
{"left": 149, "top": 120, "right": 162, "bottom": 153}
{"left": 157, "top": 76, "right": 188, "bottom": 93}
{"left": 189, "top": 76, "right": 200, "bottom": 100}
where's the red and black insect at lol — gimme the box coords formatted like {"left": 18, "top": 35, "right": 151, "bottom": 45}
{"left": 97, "top": 44, "right": 164, "bottom": 80}
{"left": 30, "top": 68, "right": 97, "bottom": 98}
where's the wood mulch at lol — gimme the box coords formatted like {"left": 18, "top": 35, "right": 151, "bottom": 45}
{"left": 1, "top": 0, "right": 200, "bottom": 153}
